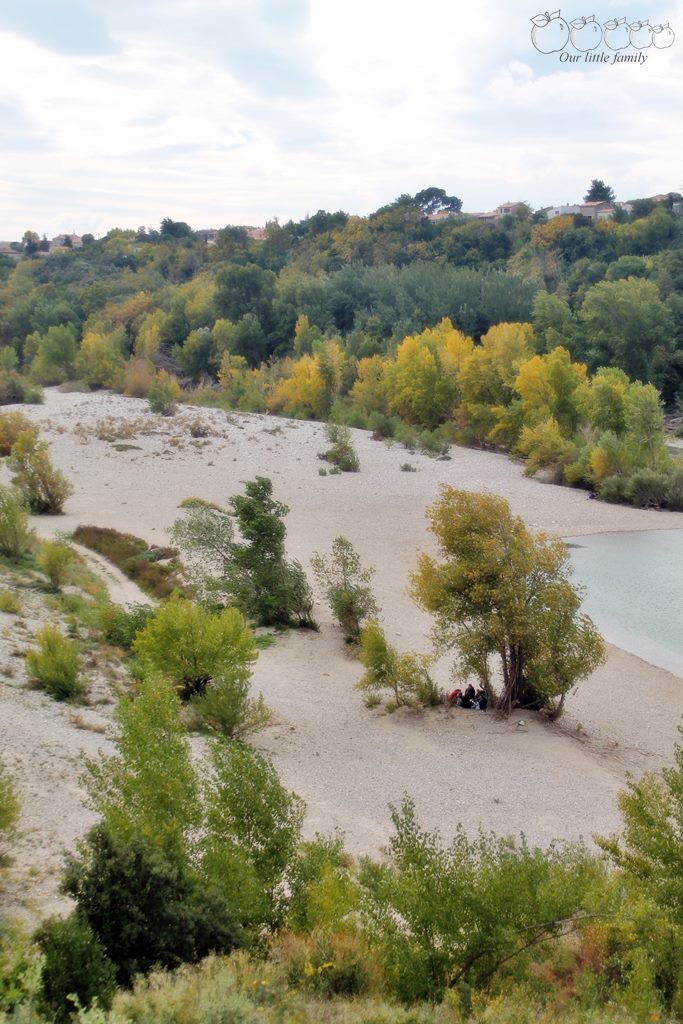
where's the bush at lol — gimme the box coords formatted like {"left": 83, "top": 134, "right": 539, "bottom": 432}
{"left": 123, "top": 357, "right": 155, "bottom": 398}
{"left": 0, "top": 370, "right": 27, "bottom": 405}
{"left": 10, "top": 432, "right": 73, "bottom": 514}
{"left": 596, "top": 474, "right": 630, "bottom": 504}
{"left": 99, "top": 603, "right": 154, "bottom": 649}
{"left": 0, "top": 759, "right": 19, "bottom": 849}
{"left": 311, "top": 536, "right": 379, "bottom": 643}
{"left": 133, "top": 594, "right": 257, "bottom": 701}
{"left": 322, "top": 424, "right": 360, "bottom": 472}
{"left": 148, "top": 369, "right": 181, "bottom": 415}
{"left": 189, "top": 673, "right": 270, "bottom": 739}
{"left": 26, "top": 625, "right": 85, "bottom": 701}
{"left": 0, "top": 411, "right": 38, "bottom": 457}
{"left": 37, "top": 541, "right": 75, "bottom": 591}
{"left": 0, "top": 486, "right": 34, "bottom": 559}
{"left": 0, "top": 591, "right": 20, "bottom": 614}
{"left": 72, "top": 525, "right": 185, "bottom": 599}
{"left": 357, "top": 621, "right": 436, "bottom": 709}
{"left": 63, "top": 824, "right": 242, "bottom": 986}
{"left": 37, "top": 914, "right": 116, "bottom": 1024}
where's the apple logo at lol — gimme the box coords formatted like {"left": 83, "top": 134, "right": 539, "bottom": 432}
{"left": 570, "top": 15, "right": 602, "bottom": 51}
{"left": 652, "top": 23, "right": 675, "bottom": 48}
{"left": 629, "top": 19, "right": 654, "bottom": 48}
{"left": 603, "top": 16, "right": 630, "bottom": 50}
{"left": 531, "top": 10, "right": 570, "bottom": 53}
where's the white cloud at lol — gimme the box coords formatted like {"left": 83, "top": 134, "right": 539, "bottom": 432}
{"left": 0, "top": 0, "right": 681, "bottom": 238}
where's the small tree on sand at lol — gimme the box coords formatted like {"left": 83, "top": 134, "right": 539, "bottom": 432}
{"left": 10, "top": 432, "right": 73, "bottom": 514}
{"left": 410, "top": 487, "right": 605, "bottom": 716}
{"left": 172, "top": 479, "right": 315, "bottom": 628}
{"left": 311, "top": 536, "right": 379, "bottom": 643}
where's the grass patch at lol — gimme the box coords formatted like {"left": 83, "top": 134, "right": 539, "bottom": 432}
{"left": 178, "top": 496, "right": 225, "bottom": 512}
{"left": 72, "top": 525, "right": 187, "bottom": 599}
{"left": 0, "top": 590, "right": 20, "bottom": 614}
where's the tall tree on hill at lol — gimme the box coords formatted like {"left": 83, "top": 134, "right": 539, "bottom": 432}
{"left": 584, "top": 179, "right": 616, "bottom": 202}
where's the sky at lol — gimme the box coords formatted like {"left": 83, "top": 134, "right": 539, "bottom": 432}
{"left": 0, "top": 0, "right": 681, "bottom": 239}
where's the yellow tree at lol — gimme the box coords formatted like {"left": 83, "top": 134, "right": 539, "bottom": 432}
{"left": 349, "top": 354, "right": 388, "bottom": 416}
{"left": 458, "top": 323, "right": 534, "bottom": 441}
{"left": 384, "top": 332, "right": 456, "bottom": 428}
{"left": 411, "top": 487, "right": 605, "bottom": 716}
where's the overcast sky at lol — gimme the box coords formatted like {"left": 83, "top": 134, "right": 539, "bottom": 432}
{"left": 0, "top": 0, "right": 680, "bottom": 239}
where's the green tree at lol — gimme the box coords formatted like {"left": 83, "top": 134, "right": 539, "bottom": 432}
{"left": 201, "top": 743, "right": 304, "bottom": 931}
{"left": 224, "top": 477, "right": 315, "bottom": 627}
{"left": 598, "top": 727, "right": 683, "bottom": 926}
{"left": 170, "top": 503, "right": 234, "bottom": 602}
{"left": 413, "top": 187, "right": 462, "bottom": 215}
{"left": 579, "top": 277, "right": 674, "bottom": 381}
{"left": 311, "top": 536, "right": 379, "bottom": 643}
{"left": 82, "top": 675, "right": 199, "bottom": 854}
{"left": 133, "top": 594, "right": 257, "bottom": 700}
{"left": 27, "top": 325, "right": 78, "bottom": 385}
{"left": 62, "top": 825, "right": 240, "bottom": 986}
{"left": 584, "top": 179, "right": 616, "bottom": 202}
{"left": 360, "top": 797, "right": 603, "bottom": 1003}
{"left": 37, "top": 914, "right": 116, "bottom": 1024}
{"left": 410, "top": 488, "right": 605, "bottom": 715}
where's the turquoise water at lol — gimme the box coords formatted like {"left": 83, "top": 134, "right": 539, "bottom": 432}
{"left": 566, "top": 530, "right": 683, "bottom": 677}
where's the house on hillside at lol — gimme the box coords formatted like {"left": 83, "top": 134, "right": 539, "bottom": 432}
{"left": 545, "top": 201, "right": 615, "bottom": 222}
{"left": 466, "top": 201, "right": 527, "bottom": 223}
{"left": 49, "top": 233, "right": 83, "bottom": 251}
{"left": 579, "top": 200, "right": 615, "bottom": 221}
{"left": 0, "top": 242, "right": 21, "bottom": 260}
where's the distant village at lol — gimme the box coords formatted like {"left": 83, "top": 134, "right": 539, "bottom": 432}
{"left": 1, "top": 194, "right": 681, "bottom": 259}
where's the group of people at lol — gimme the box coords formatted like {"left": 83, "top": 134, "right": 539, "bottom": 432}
{"left": 447, "top": 683, "right": 487, "bottom": 711}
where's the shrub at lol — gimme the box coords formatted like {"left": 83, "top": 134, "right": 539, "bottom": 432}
{"left": 625, "top": 468, "right": 670, "bottom": 509}
{"left": 148, "top": 369, "right": 181, "bottom": 415}
{"left": 189, "top": 673, "right": 270, "bottom": 739}
{"left": 123, "top": 356, "right": 155, "bottom": 398}
{"left": 311, "top": 537, "right": 379, "bottom": 643}
{"left": 0, "top": 370, "right": 27, "bottom": 405}
{"left": 72, "top": 525, "right": 185, "bottom": 599}
{"left": 188, "top": 419, "right": 209, "bottom": 438}
{"left": 0, "top": 486, "right": 34, "bottom": 559}
{"left": 597, "top": 474, "right": 631, "bottom": 504}
{"left": 10, "top": 431, "right": 73, "bottom": 514}
{"left": 63, "top": 824, "right": 241, "bottom": 986}
{"left": 0, "top": 759, "right": 19, "bottom": 849}
{"left": 178, "top": 496, "right": 225, "bottom": 511}
{"left": 98, "top": 603, "right": 154, "bottom": 649}
{"left": 37, "top": 541, "right": 75, "bottom": 591}
{"left": 400, "top": 462, "right": 416, "bottom": 472}
{"left": 0, "top": 411, "right": 38, "bottom": 457}
{"left": 356, "top": 621, "right": 435, "bottom": 709}
{"left": 36, "top": 914, "right": 116, "bottom": 1024}
{"left": 26, "top": 625, "right": 84, "bottom": 701}
{"left": 322, "top": 423, "right": 360, "bottom": 472}
{"left": 0, "top": 591, "right": 20, "bottom": 614}
{"left": 133, "top": 594, "right": 257, "bottom": 701}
